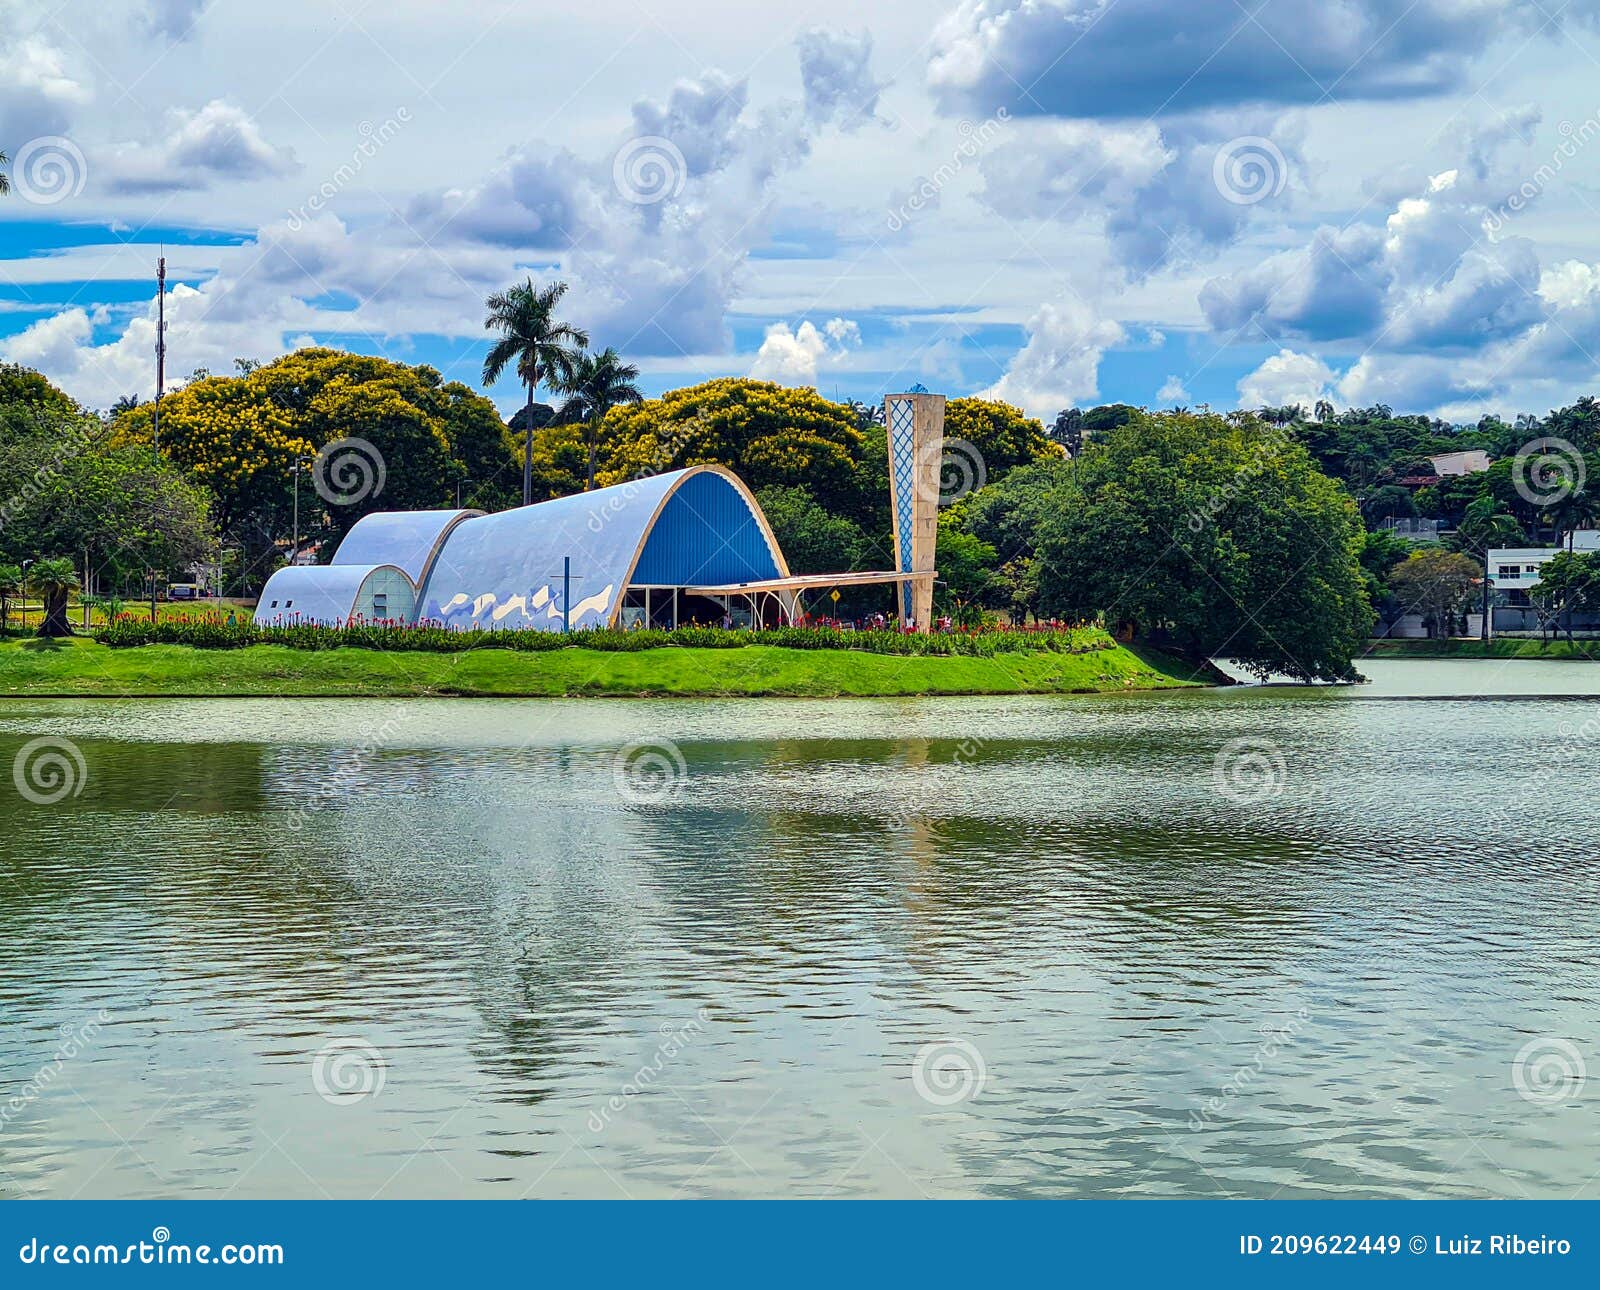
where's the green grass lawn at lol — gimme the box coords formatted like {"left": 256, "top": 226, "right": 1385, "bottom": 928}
{"left": 1364, "top": 637, "right": 1600, "bottom": 661}
{"left": 0, "top": 635, "right": 1217, "bottom": 699}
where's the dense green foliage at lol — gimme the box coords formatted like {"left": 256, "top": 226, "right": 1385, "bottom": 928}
{"left": 110, "top": 348, "right": 521, "bottom": 582}
{"left": 0, "top": 363, "right": 214, "bottom": 600}
{"left": 1388, "top": 550, "right": 1481, "bottom": 638}
{"left": 946, "top": 411, "right": 1372, "bottom": 680}
{"left": 1532, "top": 550, "right": 1600, "bottom": 640}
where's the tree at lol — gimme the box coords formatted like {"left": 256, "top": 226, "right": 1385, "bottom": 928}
{"left": 1, "top": 368, "right": 214, "bottom": 599}
{"left": 482, "top": 279, "right": 588, "bottom": 506}
{"left": 603, "top": 379, "right": 868, "bottom": 520}
{"left": 931, "top": 518, "right": 996, "bottom": 624}
{"left": 1453, "top": 496, "right": 1523, "bottom": 640}
{"left": 31, "top": 557, "right": 79, "bottom": 638}
{"left": 948, "top": 457, "right": 1073, "bottom": 621}
{"left": 559, "top": 347, "right": 643, "bottom": 491}
{"left": 0, "top": 150, "right": 8, "bottom": 197}
{"left": 1032, "top": 410, "right": 1372, "bottom": 680}
{"left": 941, "top": 398, "right": 1061, "bottom": 481}
{"left": 1363, "top": 484, "right": 1417, "bottom": 523}
{"left": 0, "top": 564, "right": 19, "bottom": 630}
{"left": 1050, "top": 407, "right": 1084, "bottom": 457}
{"left": 754, "top": 485, "right": 865, "bottom": 576}
{"left": 1082, "top": 404, "right": 1137, "bottom": 433}
{"left": 109, "top": 349, "right": 515, "bottom": 585}
{"left": 1388, "top": 550, "right": 1480, "bottom": 639}
{"left": 1359, "top": 529, "right": 1413, "bottom": 630}
{"left": 1533, "top": 551, "right": 1600, "bottom": 642}
{"left": 1544, "top": 486, "right": 1600, "bottom": 551}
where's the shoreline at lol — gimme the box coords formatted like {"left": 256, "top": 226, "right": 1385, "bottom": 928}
{"left": 1364, "top": 638, "right": 1599, "bottom": 661}
{"left": 0, "top": 637, "right": 1226, "bottom": 700}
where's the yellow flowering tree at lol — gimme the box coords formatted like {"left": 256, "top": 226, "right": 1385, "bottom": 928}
{"left": 599, "top": 379, "right": 866, "bottom": 518}
{"left": 112, "top": 349, "right": 518, "bottom": 586}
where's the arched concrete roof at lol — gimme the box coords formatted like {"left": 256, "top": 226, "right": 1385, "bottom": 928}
{"left": 418, "top": 466, "right": 790, "bottom": 631}
{"left": 331, "top": 508, "right": 482, "bottom": 586}
{"left": 253, "top": 563, "right": 414, "bottom": 627}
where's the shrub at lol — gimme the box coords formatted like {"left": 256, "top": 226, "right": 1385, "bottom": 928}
{"left": 95, "top": 613, "right": 1113, "bottom": 658}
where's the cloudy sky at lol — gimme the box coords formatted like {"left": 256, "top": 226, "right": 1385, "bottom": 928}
{"left": 5, "top": 0, "right": 1600, "bottom": 422}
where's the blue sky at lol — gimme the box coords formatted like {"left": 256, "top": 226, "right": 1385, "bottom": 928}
{"left": 6, "top": 0, "right": 1600, "bottom": 423}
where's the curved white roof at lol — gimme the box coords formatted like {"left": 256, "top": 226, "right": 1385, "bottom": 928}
{"left": 331, "top": 508, "right": 481, "bottom": 585}
{"left": 418, "top": 466, "right": 788, "bottom": 631}
{"left": 253, "top": 563, "right": 412, "bottom": 627}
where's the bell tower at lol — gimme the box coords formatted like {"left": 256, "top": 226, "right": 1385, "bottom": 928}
{"left": 883, "top": 386, "right": 944, "bottom": 631}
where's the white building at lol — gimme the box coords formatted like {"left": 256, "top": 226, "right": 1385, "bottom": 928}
{"left": 1428, "top": 450, "right": 1492, "bottom": 477}
{"left": 1485, "top": 531, "right": 1600, "bottom": 633}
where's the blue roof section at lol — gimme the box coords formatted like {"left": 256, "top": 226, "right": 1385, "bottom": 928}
{"left": 331, "top": 509, "right": 481, "bottom": 585}
{"left": 417, "top": 466, "right": 787, "bottom": 631}
{"left": 631, "top": 470, "right": 783, "bottom": 586}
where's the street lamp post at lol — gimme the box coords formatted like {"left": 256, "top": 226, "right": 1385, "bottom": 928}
{"left": 20, "top": 559, "right": 32, "bottom": 631}
{"left": 456, "top": 478, "right": 472, "bottom": 509}
{"left": 291, "top": 454, "right": 313, "bottom": 566}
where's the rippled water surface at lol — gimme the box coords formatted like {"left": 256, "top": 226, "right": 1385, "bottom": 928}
{"left": 1, "top": 659, "right": 1596, "bottom": 1199}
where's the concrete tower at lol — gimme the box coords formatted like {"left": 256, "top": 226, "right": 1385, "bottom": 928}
{"left": 884, "top": 387, "right": 944, "bottom": 631}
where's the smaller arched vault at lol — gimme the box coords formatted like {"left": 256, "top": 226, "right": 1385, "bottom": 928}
{"left": 254, "top": 564, "right": 416, "bottom": 627}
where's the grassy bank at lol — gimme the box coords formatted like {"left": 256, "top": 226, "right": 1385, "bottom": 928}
{"left": 0, "top": 635, "right": 1220, "bottom": 699}
{"left": 1364, "top": 638, "right": 1600, "bottom": 661}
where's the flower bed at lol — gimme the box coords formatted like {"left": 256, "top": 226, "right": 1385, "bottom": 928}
{"left": 95, "top": 614, "right": 1112, "bottom": 658}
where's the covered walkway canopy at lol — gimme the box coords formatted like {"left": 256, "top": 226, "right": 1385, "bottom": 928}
{"left": 667, "top": 570, "right": 936, "bottom": 629}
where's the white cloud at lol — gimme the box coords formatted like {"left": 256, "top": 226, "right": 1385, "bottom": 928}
{"left": 2, "top": 35, "right": 91, "bottom": 142}
{"left": 106, "top": 100, "right": 299, "bottom": 192}
{"left": 981, "top": 298, "right": 1124, "bottom": 417}
{"left": 979, "top": 111, "right": 1305, "bottom": 277}
{"left": 929, "top": 0, "right": 1552, "bottom": 119}
{"left": 1156, "top": 375, "right": 1189, "bottom": 402}
{"left": 749, "top": 316, "right": 861, "bottom": 385}
{"left": 142, "top": 0, "right": 210, "bottom": 41}
{"left": 796, "top": 28, "right": 885, "bottom": 130}
{"left": 1237, "top": 348, "right": 1337, "bottom": 410}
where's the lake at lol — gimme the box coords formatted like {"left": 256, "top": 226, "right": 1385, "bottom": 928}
{"left": 0, "top": 659, "right": 1596, "bottom": 1199}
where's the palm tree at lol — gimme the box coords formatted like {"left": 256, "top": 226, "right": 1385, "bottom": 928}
{"left": 1456, "top": 496, "right": 1523, "bottom": 640}
{"left": 31, "top": 557, "right": 80, "bottom": 638}
{"left": 560, "top": 348, "right": 643, "bottom": 490}
{"left": 482, "top": 279, "right": 588, "bottom": 506}
{"left": 0, "top": 149, "right": 9, "bottom": 196}
{"left": 0, "top": 564, "right": 20, "bottom": 631}
{"left": 1544, "top": 488, "right": 1600, "bottom": 551}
